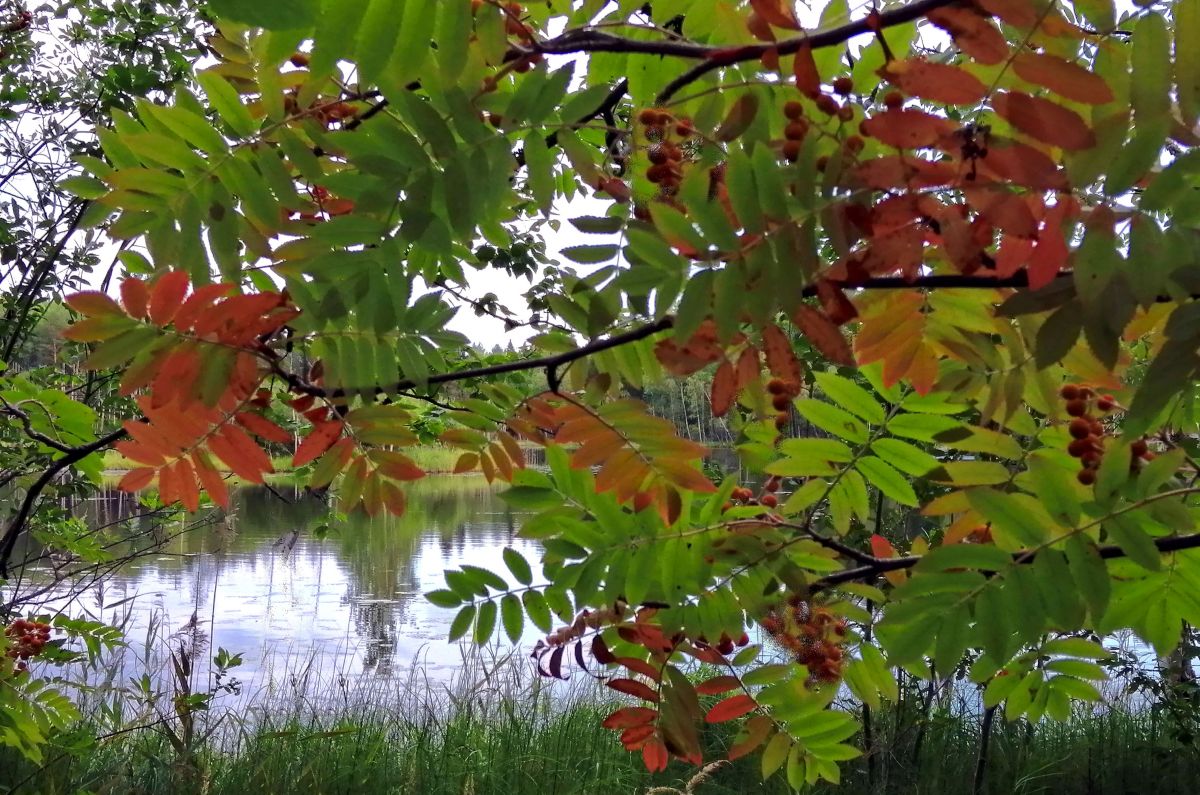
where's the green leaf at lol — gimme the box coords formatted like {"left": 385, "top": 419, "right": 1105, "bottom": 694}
{"left": 501, "top": 594, "right": 524, "bottom": 643}
{"left": 1104, "top": 513, "right": 1162, "bottom": 571}
{"left": 966, "top": 488, "right": 1050, "bottom": 547}
{"left": 870, "top": 438, "right": 939, "bottom": 476}
{"left": 814, "top": 372, "right": 886, "bottom": 424}
{"left": 448, "top": 604, "right": 476, "bottom": 641}
{"left": 502, "top": 486, "right": 562, "bottom": 510}
{"left": 474, "top": 600, "right": 498, "bottom": 644}
{"left": 932, "top": 425, "right": 1024, "bottom": 460}
{"left": 206, "top": 0, "right": 317, "bottom": 28}
{"left": 1131, "top": 12, "right": 1171, "bottom": 122}
{"left": 918, "top": 544, "right": 1013, "bottom": 573}
{"left": 425, "top": 589, "right": 462, "bottom": 608}
{"left": 856, "top": 457, "right": 918, "bottom": 506}
{"left": 1065, "top": 536, "right": 1111, "bottom": 620}
{"left": 522, "top": 590, "right": 552, "bottom": 632}
{"left": 197, "top": 72, "right": 258, "bottom": 138}
{"left": 1025, "top": 452, "right": 1081, "bottom": 527}
{"left": 928, "top": 462, "right": 1013, "bottom": 487}
{"left": 561, "top": 245, "right": 618, "bottom": 264}
{"left": 503, "top": 547, "right": 533, "bottom": 586}
{"left": 888, "top": 413, "right": 962, "bottom": 442}
{"left": 1179, "top": 0, "right": 1200, "bottom": 125}
{"left": 1093, "top": 439, "right": 1131, "bottom": 506}
{"left": 793, "top": 399, "right": 868, "bottom": 443}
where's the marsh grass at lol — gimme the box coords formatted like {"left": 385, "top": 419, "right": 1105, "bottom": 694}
{"left": 100, "top": 445, "right": 466, "bottom": 479}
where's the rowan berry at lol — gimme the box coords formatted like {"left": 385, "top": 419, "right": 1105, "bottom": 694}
{"left": 774, "top": 412, "right": 790, "bottom": 430}
{"left": 637, "top": 108, "right": 658, "bottom": 125}
{"left": 1097, "top": 395, "right": 1115, "bottom": 412}
{"left": 782, "top": 140, "right": 802, "bottom": 162}
{"left": 784, "top": 120, "right": 809, "bottom": 140}
{"left": 1068, "top": 418, "right": 1091, "bottom": 439}
{"left": 832, "top": 76, "right": 853, "bottom": 96}
{"left": 1077, "top": 469, "right": 1096, "bottom": 485}
{"left": 1060, "top": 384, "right": 1080, "bottom": 400}
{"left": 784, "top": 100, "right": 805, "bottom": 120}
{"left": 1065, "top": 399, "right": 1087, "bottom": 417}
{"left": 767, "top": 378, "right": 787, "bottom": 395}
{"left": 762, "top": 493, "right": 779, "bottom": 508}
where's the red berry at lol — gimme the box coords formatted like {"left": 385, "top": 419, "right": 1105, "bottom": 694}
{"left": 1060, "top": 384, "right": 1080, "bottom": 400}
{"left": 832, "top": 76, "right": 853, "bottom": 96}
{"left": 767, "top": 378, "right": 787, "bottom": 395}
{"left": 637, "top": 108, "right": 657, "bottom": 125}
{"left": 1066, "top": 399, "right": 1087, "bottom": 417}
{"left": 784, "top": 100, "right": 804, "bottom": 120}
{"left": 1066, "top": 438, "right": 1092, "bottom": 458}
{"left": 782, "top": 140, "right": 802, "bottom": 162}
{"left": 784, "top": 120, "right": 809, "bottom": 141}
{"left": 774, "top": 412, "right": 790, "bottom": 430}
{"left": 1097, "top": 396, "right": 1115, "bottom": 412}
{"left": 1077, "top": 469, "right": 1096, "bottom": 485}
{"left": 762, "top": 493, "right": 779, "bottom": 508}
{"left": 1068, "top": 418, "right": 1091, "bottom": 439}
{"left": 1131, "top": 439, "right": 1149, "bottom": 458}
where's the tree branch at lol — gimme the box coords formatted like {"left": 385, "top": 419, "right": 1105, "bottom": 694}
{"left": 810, "top": 530, "right": 1200, "bottom": 593}
{"left": 0, "top": 425, "right": 128, "bottom": 578}
{"left": 501, "top": 0, "right": 959, "bottom": 104}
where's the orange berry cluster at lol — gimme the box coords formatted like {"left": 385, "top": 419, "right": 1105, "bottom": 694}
{"left": 767, "top": 377, "right": 800, "bottom": 432}
{"left": 637, "top": 108, "right": 693, "bottom": 200}
{"left": 781, "top": 101, "right": 809, "bottom": 163}
{"left": 760, "top": 601, "right": 847, "bottom": 685}
{"left": 725, "top": 477, "right": 781, "bottom": 512}
{"left": 5, "top": 619, "right": 50, "bottom": 673}
{"left": 1060, "top": 384, "right": 1151, "bottom": 485}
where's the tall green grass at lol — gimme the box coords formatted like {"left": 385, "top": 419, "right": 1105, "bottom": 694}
{"left": 101, "top": 444, "right": 467, "bottom": 477}
{"left": 4, "top": 658, "right": 1198, "bottom": 795}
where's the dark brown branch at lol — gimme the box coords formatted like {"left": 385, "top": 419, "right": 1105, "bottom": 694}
{"left": 1, "top": 397, "right": 75, "bottom": 454}
{"left": 501, "top": 0, "right": 959, "bottom": 104}
{"left": 810, "top": 530, "right": 1200, "bottom": 593}
{"left": 0, "top": 425, "right": 128, "bottom": 577}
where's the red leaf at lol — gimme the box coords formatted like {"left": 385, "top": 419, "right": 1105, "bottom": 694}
{"left": 148, "top": 270, "right": 190, "bottom": 326}
{"left": 174, "top": 457, "right": 200, "bottom": 513}
{"left": 975, "top": 0, "right": 1040, "bottom": 28}
{"left": 871, "top": 534, "right": 898, "bottom": 559}
{"left": 749, "top": 0, "right": 799, "bottom": 29}
{"left": 236, "top": 412, "right": 292, "bottom": 444}
{"left": 117, "top": 467, "right": 156, "bottom": 492}
{"left": 695, "top": 675, "right": 742, "bottom": 695}
{"left": 375, "top": 451, "right": 425, "bottom": 481}
{"left": 120, "top": 279, "right": 149, "bottom": 319}
{"left": 979, "top": 139, "right": 1067, "bottom": 190}
{"left": 598, "top": 177, "right": 630, "bottom": 203}
{"left": 965, "top": 188, "right": 1038, "bottom": 238}
{"left": 705, "top": 694, "right": 757, "bottom": 723}
{"left": 602, "top": 707, "right": 658, "bottom": 730}
{"left": 734, "top": 346, "right": 759, "bottom": 391}
{"left": 616, "top": 657, "right": 663, "bottom": 681}
{"left": 607, "top": 678, "right": 660, "bottom": 703}
{"left": 642, "top": 738, "right": 669, "bottom": 772}
{"left": 793, "top": 305, "right": 854, "bottom": 365}
{"left": 1012, "top": 52, "right": 1114, "bottom": 105}
{"left": 453, "top": 453, "right": 479, "bottom": 474}
{"left": 293, "top": 420, "right": 345, "bottom": 467}
{"left": 816, "top": 280, "right": 858, "bottom": 326}
{"left": 852, "top": 155, "right": 960, "bottom": 190}
{"left": 66, "top": 291, "right": 123, "bottom": 317}
{"left": 621, "top": 724, "right": 657, "bottom": 749}
{"left": 792, "top": 42, "right": 820, "bottom": 97}
{"left": 761, "top": 323, "right": 803, "bottom": 387}
{"left": 380, "top": 481, "right": 407, "bottom": 516}
{"left": 1027, "top": 199, "right": 1074, "bottom": 289}
{"left": 173, "top": 283, "right": 236, "bottom": 332}
{"left": 927, "top": 7, "right": 1008, "bottom": 65}
{"left": 992, "top": 91, "right": 1095, "bottom": 151}
{"left": 882, "top": 58, "right": 988, "bottom": 105}
{"left": 861, "top": 109, "right": 954, "bottom": 149}
{"left": 710, "top": 360, "right": 736, "bottom": 418}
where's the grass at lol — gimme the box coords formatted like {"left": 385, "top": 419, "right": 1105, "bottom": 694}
{"left": 3, "top": 649, "right": 1199, "bottom": 795}
{"left": 100, "top": 444, "right": 467, "bottom": 477}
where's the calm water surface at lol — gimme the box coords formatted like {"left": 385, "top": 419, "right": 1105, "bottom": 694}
{"left": 11, "top": 476, "right": 545, "bottom": 699}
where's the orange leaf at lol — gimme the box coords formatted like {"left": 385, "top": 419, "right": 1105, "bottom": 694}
{"left": 174, "top": 457, "right": 200, "bottom": 512}
{"left": 65, "top": 291, "right": 123, "bottom": 317}
{"left": 992, "top": 91, "right": 1095, "bottom": 151}
{"left": 705, "top": 694, "right": 757, "bottom": 723}
{"left": 695, "top": 675, "right": 742, "bottom": 695}
{"left": 120, "top": 278, "right": 149, "bottom": 319}
{"left": 1012, "top": 51, "right": 1114, "bottom": 105}
{"left": 861, "top": 109, "right": 953, "bottom": 149}
{"left": 453, "top": 453, "right": 479, "bottom": 474}
{"left": 117, "top": 467, "right": 156, "bottom": 492}
{"left": 793, "top": 305, "right": 854, "bottom": 366}
{"left": 376, "top": 451, "right": 426, "bottom": 481}
{"left": 293, "top": 420, "right": 344, "bottom": 467}
{"left": 964, "top": 188, "right": 1038, "bottom": 238}
{"left": 148, "top": 270, "right": 190, "bottom": 326}
{"left": 882, "top": 59, "right": 988, "bottom": 105}
{"left": 157, "top": 460, "right": 178, "bottom": 506}
{"left": 710, "top": 360, "right": 736, "bottom": 418}
{"left": 749, "top": 0, "right": 798, "bottom": 29}
{"left": 62, "top": 315, "right": 130, "bottom": 342}
{"left": 621, "top": 724, "right": 657, "bottom": 749}
{"left": 926, "top": 7, "right": 1008, "bottom": 65}
{"left": 871, "top": 534, "right": 908, "bottom": 585}
{"left": 236, "top": 412, "right": 291, "bottom": 444}
{"left": 761, "top": 323, "right": 803, "bottom": 387}
{"left": 1027, "top": 199, "right": 1074, "bottom": 289}
{"left": 729, "top": 715, "right": 774, "bottom": 761}
{"left": 173, "top": 283, "right": 236, "bottom": 332}
{"left": 380, "top": 480, "right": 407, "bottom": 516}
{"left": 192, "top": 451, "right": 229, "bottom": 509}
{"left": 602, "top": 707, "right": 658, "bottom": 730}
{"left": 852, "top": 155, "right": 960, "bottom": 191}
{"left": 734, "top": 346, "right": 759, "bottom": 391}
{"left": 124, "top": 420, "right": 179, "bottom": 459}
{"left": 792, "top": 42, "right": 820, "bottom": 97}
{"left": 607, "top": 678, "right": 660, "bottom": 703}
{"left": 816, "top": 280, "right": 858, "bottom": 326}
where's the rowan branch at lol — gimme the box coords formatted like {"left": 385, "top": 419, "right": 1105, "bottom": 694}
{"left": 810, "top": 529, "right": 1200, "bottom": 593}
{"left": 501, "top": 0, "right": 959, "bottom": 104}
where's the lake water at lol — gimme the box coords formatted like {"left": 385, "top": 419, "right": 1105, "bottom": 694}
{"left": 4, "top": 476, "right": 547, "bottom": 703}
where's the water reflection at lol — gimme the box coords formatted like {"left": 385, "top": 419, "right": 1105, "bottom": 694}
{"left": 6, "top": 476, "right": 541, "bottom": 698}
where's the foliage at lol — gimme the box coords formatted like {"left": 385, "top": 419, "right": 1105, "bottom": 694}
{"left": 2, "top": 0, "right": 1200, "bottom": 784}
